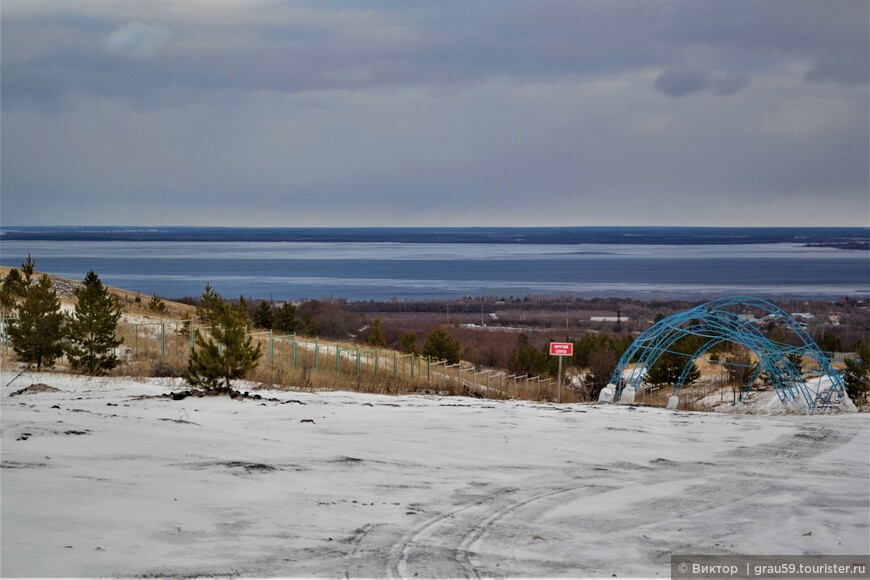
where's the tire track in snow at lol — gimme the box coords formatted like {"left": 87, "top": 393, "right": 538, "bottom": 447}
{"left": 336, "top": 418, "right": 856, "bottom": 578}
{"left": 384, "top": 486, "right": 519, "bottom": 579}
{"left": 466, "top": 472, "right": 765, "bottom": 576}
{"left": 455, "top": 483, "right": 616, "bottom": 578}
{"left": 462, "top": 422, "right": 852, "bottom": 576}
{"left": 384, "top": 481, "right": 620, "bottom": 579}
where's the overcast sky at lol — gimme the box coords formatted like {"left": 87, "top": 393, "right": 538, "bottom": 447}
{"left": 1, "top": 0, "right": 868, "bottom": 227}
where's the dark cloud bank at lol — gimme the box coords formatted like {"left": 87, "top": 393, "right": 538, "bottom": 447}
{"left": 1, "top": 0, "right": 867, "bottom": 226}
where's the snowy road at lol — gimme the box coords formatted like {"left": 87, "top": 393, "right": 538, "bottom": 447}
{"left": 2, "top": 372, "right": 868, "bottom": 578}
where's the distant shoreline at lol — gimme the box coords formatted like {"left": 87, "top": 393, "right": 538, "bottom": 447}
{"left": 2, "top": 225, "right": 869, "bottom": 247}
{"left": 802, "top": 241, "right": 870, "bottom": 251}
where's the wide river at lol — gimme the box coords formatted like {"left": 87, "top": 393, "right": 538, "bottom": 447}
{"left": 1, "top": 238, "right": 867, "bottom": 301}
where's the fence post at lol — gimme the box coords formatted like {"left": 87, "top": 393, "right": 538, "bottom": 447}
{"left": 356, "top": 349, "right": 361, "bottom": 377}
{"left": 160, "top": 322, "right": 165, "bottom": 359}
{"left": 375, "top": 349, "right": 379, "bottom": 376}
{"left": 269, "top": 330, "right": 274, "bottom": 366}
{"left": 336, "top": 346, "right": 341, "bottom": 372}
{"left": 315, "top": 338, "right": 319, "bottom": 369}
{"left": 292, "top": 335, "right": 298, "bottom": 368}
{"left": 410, "top": 353, "right": 415, "bottom": 378}
{"left": 1, "top": 314, "right": 6, "bottom": 354}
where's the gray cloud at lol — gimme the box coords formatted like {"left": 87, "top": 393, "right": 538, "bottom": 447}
{"left": 106, "top": 21, "right": 171, "bottom": 59}
{"left": 709, "top": 71, "right": 750, "bottom": 96}
{"left": 654, "top": 66, "right": 751, "bottom": 97}
{"left": 654, "top": 65, "right": 713, "bottom": 97}
{"left": 0, "top": 0, "right": 867, "bottom": 227}
{"left": 3, "top": 1, "right": 867, "bottom": 108}
{"left": 804, "top": 55, "right": 869, "bottom": 86}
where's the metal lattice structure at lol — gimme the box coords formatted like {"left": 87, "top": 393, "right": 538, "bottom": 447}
{"left": 609, "top": 296, "right": 845, "bottom": 413}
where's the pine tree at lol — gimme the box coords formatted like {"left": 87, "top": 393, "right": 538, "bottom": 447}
{"left": 9, "top": 275, "right": 64, "bottom": 370}
{"left": 1, "top": 255, "right": 36, "bottom": 314}
{"left": 0, "top": 268, "right": 25, "bottom": 314}
{"left": 274, "top": 302, "right": 298, "bottom": 334}
{"left": 843, "top": 341, "right": 870, "bottom": 406}
{"left": 646, "top": 335, "right": 701, "bottom": 387}
{"left": 300, "top": 311, "right": 317, "bottom": 336}
{"left": 422, "top": 327, "right": 461, "bottom": 364}
{"left": 195, "top": 283, "right": 225, "bottom": 326}
{"left": 176, "top": 312, "right": 193, "bottom": 338}
{"left": 368, "top": 318, "right": 386, "bottom": 347}
{"left": 20, "top": 254, "right": 35, "bottom": 286}
{"left": 253, "top": 301, "right": 274, "bottom": 330}
{"left": 507, "top": 334, "right": 547, "bottom": 375}
{"left": 647, "top": 350, "right": 700, "bottom": 386}
{"left": 184, "top": 305, "right": 262, "bottom": 391}
{"left": 400, "top": 331, "right": 418, "bottom": 355}
{"left": 815, "top": 331, "right": 842, "bottom": 355}
{"left": 235, "top": 296, "right": 250, "bottom": 320}
{"left": 786, "top": 352, "right": 803, "bottom": 376}
{"left": 65, "top": 271, "right": 123, "bottom": 375}
{"left": 148, "top": 293, "right": 167, "bottom": 314}
{"left": 723, "top": 347, "right": 758, "bottom": 387}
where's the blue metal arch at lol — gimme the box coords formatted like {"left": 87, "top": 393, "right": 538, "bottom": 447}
{"left": 609, "top": 296, "right": 844, "bottom": 413}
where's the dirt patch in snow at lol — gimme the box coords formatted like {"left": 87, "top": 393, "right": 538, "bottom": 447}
{"left": 186, "top": 460, "right": 279, "bottom": 474}
{"left": 10, "top": 383, "right": 62, "bottom": 396}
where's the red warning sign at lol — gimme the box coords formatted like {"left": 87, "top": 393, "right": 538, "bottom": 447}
{"left": 549, "top": 342, "right": 574, "bottom": 356}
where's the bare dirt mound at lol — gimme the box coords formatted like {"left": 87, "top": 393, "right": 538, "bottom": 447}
{"left": 10, "top": 383, "right": 62, "bottom": 396}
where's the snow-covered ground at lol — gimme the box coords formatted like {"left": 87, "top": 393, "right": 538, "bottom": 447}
{"left": 693, "top": 375, "right": 857, "bottom": 415}
{"left": 2, "top": 371, "right": 868, "bottom": 578}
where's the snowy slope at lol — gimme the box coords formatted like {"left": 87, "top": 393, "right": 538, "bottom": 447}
{"left": 2, "top": 371, "right": 868, "bottom": 578}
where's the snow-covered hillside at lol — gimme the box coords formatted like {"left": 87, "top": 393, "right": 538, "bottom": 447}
{"left": 2, "top": 371, "right": 868, "bottom": 578}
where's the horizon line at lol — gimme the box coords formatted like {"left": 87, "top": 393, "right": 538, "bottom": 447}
{"left": 3, "top": 224, "right": 869, "bottom": 230}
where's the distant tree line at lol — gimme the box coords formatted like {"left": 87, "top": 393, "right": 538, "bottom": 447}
{"left": 342, "top": 296, "right": 691, "bottom": 314}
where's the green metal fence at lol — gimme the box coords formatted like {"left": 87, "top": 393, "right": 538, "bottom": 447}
{"left": 0, "top": 316, "right": 559, "bottom": 401}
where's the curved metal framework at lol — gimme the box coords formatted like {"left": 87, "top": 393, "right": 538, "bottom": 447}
{"left": 610, "top": 296, "right": 844, "bottom": 413}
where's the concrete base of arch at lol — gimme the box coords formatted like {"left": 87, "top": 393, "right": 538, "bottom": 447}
{"left": 598, "top": 384, "right": 615, "bottom": 403}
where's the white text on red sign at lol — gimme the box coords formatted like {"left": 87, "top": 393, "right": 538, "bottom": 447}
{"left": 549, "top": 342, "right": 574, "bottom": 356}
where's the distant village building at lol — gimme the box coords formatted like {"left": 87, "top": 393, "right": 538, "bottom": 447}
{"left": 827, "top": 311, "right": 841, "bottom": 325}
